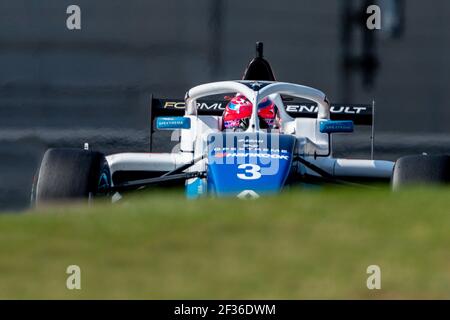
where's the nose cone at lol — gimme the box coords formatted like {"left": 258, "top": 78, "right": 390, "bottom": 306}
{"left": 206, "top": 132, "right": 295, "bottom": 197}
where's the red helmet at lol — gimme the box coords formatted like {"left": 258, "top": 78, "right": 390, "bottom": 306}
{"left": 223, "top": 95, "right": 276, "bottom": 130}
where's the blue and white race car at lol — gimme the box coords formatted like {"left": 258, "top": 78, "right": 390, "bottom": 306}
{"left": 32, "top": 43, "right": 450, "bottom": 204}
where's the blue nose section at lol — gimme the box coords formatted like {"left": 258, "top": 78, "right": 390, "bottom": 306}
{"left": 207, "top": 132, "right": 295, "bottom": 197}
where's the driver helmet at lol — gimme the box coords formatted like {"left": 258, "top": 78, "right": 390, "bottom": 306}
{"left": 223, "top": 94, "right": 276, "bottom": 130}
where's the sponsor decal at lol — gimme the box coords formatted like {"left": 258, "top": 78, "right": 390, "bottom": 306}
{"left": 238, "top": 139, "right": 263, "bottom": 143}
{"left": 163, "top": 101, "right": 225, "bottom": 111}
{"left": 214, "top": 152, "right": 227, "bottom": 158}
{"left": 161, "top": 100, "right": 370, "bottom": 116}
{"left": 285, "top": 104, "right": 369, "bottom": 114}
{"left": 213, "top": 147, "right": 288, "bottom": 154}
{"left": 240, "top": 81, "right": 271, "bottom": 91}
{"left": 223, "top": 153, "right": 289, "bottom": 160}
{"left": 163, "top": 101, "right": 186, "bottom": 109}
{"left": 156, "top": 116, "right": 191, "bottom": 129}
{"left": 237, "top": 190, "right": 260, "bottom": 199}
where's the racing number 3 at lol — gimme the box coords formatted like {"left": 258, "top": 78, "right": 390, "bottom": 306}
{"left": 237, "top": 164, "right": 261, "bottom": 180}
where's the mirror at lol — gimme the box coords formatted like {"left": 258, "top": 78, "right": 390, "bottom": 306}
{"left": 156, "top": 117, "right": 191, "bottom": 130}
{"left": 319, "top": 120, "right": 354, "bottom": 134}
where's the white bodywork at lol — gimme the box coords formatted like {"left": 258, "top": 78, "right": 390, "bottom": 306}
{"left": 106, "top": 81, "right": 394, "bottom": 187}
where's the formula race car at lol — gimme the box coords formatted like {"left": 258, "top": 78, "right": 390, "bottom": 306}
{"left": 31, "top": 43, "right": 450, "bottom": 205}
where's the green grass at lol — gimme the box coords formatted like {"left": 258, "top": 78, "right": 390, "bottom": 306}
{"left": 1, "top": 187, "right": 450, "bottom": 299}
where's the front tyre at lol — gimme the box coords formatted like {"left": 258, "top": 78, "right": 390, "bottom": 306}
{"left": 392, "top": 154, "right": 450, "bottom": 189}
{"left": 34, "top": 148, "right": 111, "bottom": 206}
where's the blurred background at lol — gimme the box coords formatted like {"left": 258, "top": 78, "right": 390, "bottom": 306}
{"left": 0, "top": 0, "right": 449, "bottom": 210}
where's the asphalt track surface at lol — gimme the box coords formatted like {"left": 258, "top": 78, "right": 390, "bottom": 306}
{"left": 2, "top": 123, "right": 450, "bottom": 211}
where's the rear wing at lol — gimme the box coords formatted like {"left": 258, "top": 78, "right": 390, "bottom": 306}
{"left": 149, "top": 96, "right": 376, "bottom": 156}
{"left": 150, "top": 96, "right": 373, "bottom": 125}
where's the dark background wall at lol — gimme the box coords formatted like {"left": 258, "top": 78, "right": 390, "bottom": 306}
{"left": 1, "top": 0, "right": 449, "bottom": 210}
